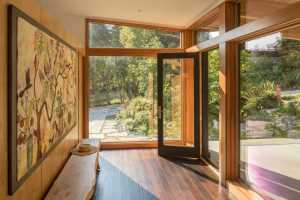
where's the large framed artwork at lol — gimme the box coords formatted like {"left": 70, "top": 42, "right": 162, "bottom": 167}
{"left": 7, "top": 5, "right": 78, "bottom": 194}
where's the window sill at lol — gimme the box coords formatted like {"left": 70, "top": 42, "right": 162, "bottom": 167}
{"left": 227, "top": 181, "right": 264, "bottom": 200}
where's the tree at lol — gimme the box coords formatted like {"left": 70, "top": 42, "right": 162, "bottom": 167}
{"left": 239, "top": 38, "right": 300, "bottom": 139}
{"left": 89, "top": 25, "right": 162, "bottom": 106}
{"left": 88, "top": 24, "right": 180, "bottom": 135}
{"left": 207, "top": 49, "right": 220, "bottom": 140}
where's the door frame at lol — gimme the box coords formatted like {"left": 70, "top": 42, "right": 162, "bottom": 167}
{"left": 157, "top": 52, "right": 200, "bottom": 158}
{"left": 201, "top": 52, "right": 209, "bottom": 159}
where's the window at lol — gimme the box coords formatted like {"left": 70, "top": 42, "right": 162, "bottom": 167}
{"left": 207, "top": 49, "right": 220, "bottom": 168}
{"left": 163, "top": 59, "right": 184, "bottom": 142}
{"left": 239, "top": 0, "right": 300, "bottom": 25}
{"left": 89, "top": 56, "right": 157, "bottom": 142}
{"left": 203, "top": 49, "right": 220, "bottom": 168}
{"left": 162, "top": 58, "right": 195, "bottom": 146}
{"left": 87, "top": 21, "right": 183, "bottom": 143}
{"left": 240, "top": 26, "right": 300, "bottom": 199}
{"left": 88, "top": 22, "right": 181, "bottom": 48}
{"left": 197, "top": 31, "right": 219, "bottom": 43}
{"left": 196, "top": 9, "right": 220, "bottom": 44}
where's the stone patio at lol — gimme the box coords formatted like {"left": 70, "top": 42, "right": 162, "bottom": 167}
{"left": 89, "top": 105, "right": 156, "bottom": 142}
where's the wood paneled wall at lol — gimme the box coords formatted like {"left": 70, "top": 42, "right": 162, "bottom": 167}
{"left": 0, "top": 0, "right": 84, "bottom": 199}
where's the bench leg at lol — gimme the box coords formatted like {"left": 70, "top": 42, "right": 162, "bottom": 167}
{"left": 97, "top": 162, "right": 100, "bottom": 172}
{"left": 96, "top": 154, "right": 101, "bottom": 172}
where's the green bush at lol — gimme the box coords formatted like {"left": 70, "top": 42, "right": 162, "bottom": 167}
{"left": 117, "top": 97, "right": 153, "bottom": 135}
{"left": 241, "top": 81, "right": 279, "bottom": 121}
{"left": 265, "top": 120, "right": 288, "bottom": 138}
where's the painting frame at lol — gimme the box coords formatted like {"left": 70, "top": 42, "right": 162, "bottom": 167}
{"left": 7, "top": 5, "right": 78, "bottom": 195}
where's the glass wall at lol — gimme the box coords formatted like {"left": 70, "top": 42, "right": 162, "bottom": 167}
{"left": 204, "top": 49, "right": 220, "bottom": 168}
{"left": 240, "top": 26, "right": 300, "bottom": 199}
{"left": 89, "top": 23, "right": 181, "bottom": 48}
{"left": 89, "top": 56, "right": 157, "bottom": 142}
{"left": 197, "top": 30, "right": 219, "bottom": 43}
{"left": 87, "top": 22, "right": 182, "bottom": 142}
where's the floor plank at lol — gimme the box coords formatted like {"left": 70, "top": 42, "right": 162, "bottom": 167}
{"left": 93, "top": 149, "right": 229, "bottom": 200}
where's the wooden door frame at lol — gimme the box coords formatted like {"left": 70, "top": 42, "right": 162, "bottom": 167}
{"left": 200, "top": 51, "right": 210, "bottom": 161}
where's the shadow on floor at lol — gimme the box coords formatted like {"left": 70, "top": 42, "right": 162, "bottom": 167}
{"left": 93, "top": 158, "right": 159, "bottom": 200}
{"left": 163, "top": 156, "right": 220, "bottom": 184}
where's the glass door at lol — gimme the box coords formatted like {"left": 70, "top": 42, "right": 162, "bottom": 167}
{"left": 157, "top": 53, "right": 200, "bottom": 158}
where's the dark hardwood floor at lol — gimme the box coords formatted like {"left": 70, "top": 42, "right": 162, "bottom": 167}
{"left": 93, "top": 149, "right": 230, "bottom": 200}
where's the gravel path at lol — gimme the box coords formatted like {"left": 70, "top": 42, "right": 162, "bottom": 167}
{"left": 89, "top": 104, "right": 123, "bottom": 135}
{"left": 89, "top": 104, "right": 156, "bottom": 142}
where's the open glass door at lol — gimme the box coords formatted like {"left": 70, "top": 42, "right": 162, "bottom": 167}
{"left": 157, "top": 53, "right": 200, "bottom": 158}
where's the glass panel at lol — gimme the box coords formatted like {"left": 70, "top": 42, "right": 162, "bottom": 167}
{"left": 240, "top": 26, "right": 300, "bottom": 200}
{"left": 196, "top": 11, "right": 220, "bottom": 44}
{"left": 88, "top": 56, "right": 157, "bottom": 142}
{"left": 207, "top": 49, "right": 220, "bottom": 168}
{"left": 197, "top": 30, "right": 220, "bottom": 43}
{"left": 162, "top": 58, "right": 194, "bottom": 147}
{"left": 239, "top": 0, "right": 300, "bottom": 25}
{"left": 89, "top": 23, "right": 181, "bottom": 48}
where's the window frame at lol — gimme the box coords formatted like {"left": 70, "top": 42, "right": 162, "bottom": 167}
{"left": 82, "top": 2, "right": 300, "bottom": 198}
{"left": 187, "top": 0, "right": 300, "bottom": 198}
{"left": 237, "top": 31, "right": 300, "bottom": 199}
{"left": 201, "top": 48, "right": 221, "bottom": 169}
{"left": 84, "top": 18, "right": 187, "bottom": 148}
{"left": 86, "top": 18, "right": 184, "bottom": 53}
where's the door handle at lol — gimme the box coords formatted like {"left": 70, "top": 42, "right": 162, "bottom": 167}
{"left": 157, "top": 106, "right": 162, "bottom": 119}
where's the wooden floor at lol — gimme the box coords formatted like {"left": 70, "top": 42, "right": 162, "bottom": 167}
{"left": 93, "top": 149, "right": 229, "bottom": 200}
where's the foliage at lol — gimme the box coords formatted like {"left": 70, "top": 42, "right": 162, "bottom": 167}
{"left": 89, "top": 56, "right": 156, "bottom": 107}
{"left": 89, "top": 24, "right": 164, "bottom": 107}
{"left": 207, "top": 49, "right": 220, "bottom": 140}
{"left": 117, "top": 97, "right": 153, "bottom": 135}
{"left": 90, "top": 23, "right": 180, "bottom": 48}
{"left": 162, "top": 60, "right": 182, "bottom": 137}
{"left": 89, "top": 23, "right": 300, "bottom": 140}
{"left": 89, "top": 23, "right": 182, "bottom": 136}
{"left": 240, "top": 81, "right": 278, "bottom": 120}
{"left": 264, "top": 112, "right": 287, "bottom": 138}
{"left": 240, "top": 38, "right": 300, "bottom": 139}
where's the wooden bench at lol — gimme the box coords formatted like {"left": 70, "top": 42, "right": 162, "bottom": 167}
{"left": 45, "top": 139, "right": 100, "bottom": 200}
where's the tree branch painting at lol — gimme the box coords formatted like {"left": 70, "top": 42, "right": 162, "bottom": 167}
{"left": 16, "top": 18, "right": 78, "bottom": 180}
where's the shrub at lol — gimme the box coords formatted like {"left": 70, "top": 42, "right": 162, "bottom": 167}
{"left": 117, "top": 97, "right": 153, "bottom": 135}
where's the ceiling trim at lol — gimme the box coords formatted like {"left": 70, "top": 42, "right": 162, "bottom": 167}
{"left": 185, "top": 0, "right": 225, "bottom": 29}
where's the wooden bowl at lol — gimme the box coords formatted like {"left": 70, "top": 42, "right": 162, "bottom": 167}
{"left": 78, "top": 144, "right": 92, "bottom": 152}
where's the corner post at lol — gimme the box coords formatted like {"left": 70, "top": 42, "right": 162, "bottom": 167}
{"left": 218, "top": 0, "right": 239, "bottom": 185}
